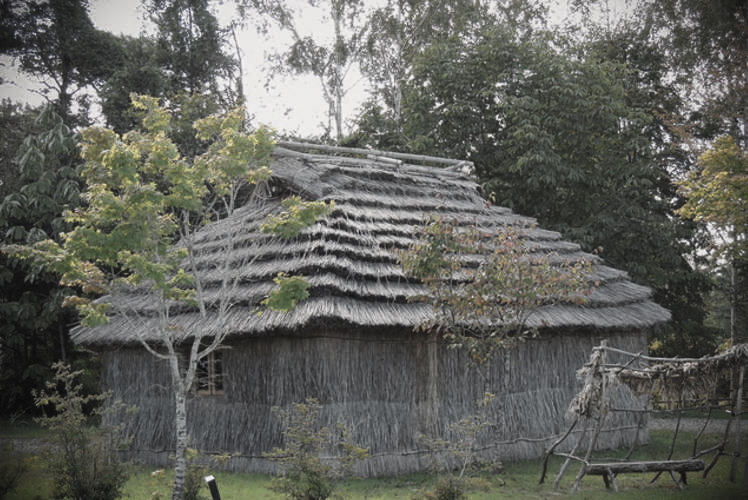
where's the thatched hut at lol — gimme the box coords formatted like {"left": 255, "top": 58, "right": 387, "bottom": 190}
{"left": 72, "top": 142, "right": 669, "bottom": 476}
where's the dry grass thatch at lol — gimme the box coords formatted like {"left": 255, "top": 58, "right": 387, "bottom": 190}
{"left": 71, "top": 142, "right": 669, "bottom": 346}
{"left": 608, "top": 343, "right": 748, "bottom": 403}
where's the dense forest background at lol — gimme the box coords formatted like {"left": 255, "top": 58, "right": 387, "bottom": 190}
{"left": 0, "top": 0, "right": 746, "bottom": 419}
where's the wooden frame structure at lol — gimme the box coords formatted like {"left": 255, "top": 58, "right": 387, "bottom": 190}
{"left": 541, "top": 341, "right": 748, "bottom": 492}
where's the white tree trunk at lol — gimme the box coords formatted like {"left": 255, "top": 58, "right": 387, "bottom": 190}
{"left": 730, "top": 257, "right": 736, "bottom": 347}
{"left": 171, "top": 356, "right": 189, "bottom": 500}
{"left": 333, "top": 1, "right": 344, "bottom": 143}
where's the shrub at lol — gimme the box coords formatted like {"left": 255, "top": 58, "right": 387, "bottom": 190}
{"left": 420, "top": 393, "right": 502, "bottom": 477}
{"left": 184, "top": 448, "right": 211, "bottom": 500}
{"left": 420, "top": 475, "right": 467, "bottom": 500}
{"left": 148, "top": 449, "right": 230, "bottom": 500}
{"left": 0, "top": 445, "right": 28, "bottom": 500}
{"left": 265, "top": 398, "right": 368, "bottom": 500}
{"left": 33, "top": 362, "right": 130, "bottom": 500}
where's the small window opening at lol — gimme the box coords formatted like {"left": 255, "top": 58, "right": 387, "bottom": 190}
{"left": 194, "top": 351, "right": 224, "bottom": 395}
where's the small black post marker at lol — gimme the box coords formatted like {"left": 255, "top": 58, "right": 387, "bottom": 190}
{"left": 204, "top": 475, "right": 221, "bottom": 500}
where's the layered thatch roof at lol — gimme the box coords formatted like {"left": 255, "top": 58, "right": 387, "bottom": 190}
{"left": 72, "top": 142, "right": 669, "bottom": 345}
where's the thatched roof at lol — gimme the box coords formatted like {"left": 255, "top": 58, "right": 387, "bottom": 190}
{"left": 72, "top": 142, "right": 670, "bottom": 345}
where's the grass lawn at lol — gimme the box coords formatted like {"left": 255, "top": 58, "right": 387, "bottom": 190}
{"left": 0, "top": 418, "right": 47, "bottom": 439}
{"left": 2, "top": 424, "right": 745, "bottom": 499}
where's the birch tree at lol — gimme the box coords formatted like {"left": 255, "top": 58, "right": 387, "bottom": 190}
{"left": 7, "top": 95, "right": 331, "bottom": 500}
{"left": 358, "top": 0, "right": 491, "bottom": 132}
{"left": 244, "top": 0, "right": 366, "bottom": 143}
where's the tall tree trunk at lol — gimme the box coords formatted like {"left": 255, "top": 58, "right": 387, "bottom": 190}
{"left": 731, "top": 258, "right": 737, "bottom": 348}
{"left": 57, "top": 68, "right": 73, "bottom": 126}
{"left": 333, "top": 3, "right": 344, "bottom": 143}
{"left": 171, "top": 357, "right": 188, "bottom": 500}
{"left": 58, "top": 323, "right": 66, "bottom": 362}
{"left": 334, "top": 89, "right": 343, "bottom": 143}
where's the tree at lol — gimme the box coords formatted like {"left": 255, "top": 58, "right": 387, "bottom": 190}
{"left": 678, "top": 135, "right": 748, "bottom": 346}
{"left": 642, "top": 0, "right": 748, "bottom": 146}
{"left": 34, "top": 363, "right": 129, "bottom": 500}
{"left": 98, "top": 36, "right": 168, "bottom": 135}
{"left": 374, "top": 15, "right": 712, "bottom": 355}
{"left": 397, "top": 215, "right": 591, "bottom": 488}
{"left": 139, "top": 0, "right": 245, "bottom": 160}
{"left": 573, "top": 18, "right": 716, "bottom": 356}
{"left": 245, "top": 0, "right": 367, "bottom": 143}
{"left": 358, "top": 0, "right": 488, "bottom": 134}
{"left": 399, "top": 216, "right": 590, "bottom": 379}
{"left": 148, "top": 0, "right": 239, "bottom": 104}
{"left": 352, "top": 0, "right": 547, "bottom": 151}
{"left": 90, "top": 1, "right": 239, "bottom": 150}
{"left": 0, "top": 0, "right": 124, "bottom": 125}
{"left": 5, "top": 95, "right": 331, "bottom": 500}
{"left": 0, "top": 105, "right": 81, "bottom": 417}
{"left": 351, "top": 0, "right": 484, "bottom": 150}
{"left": 0, "top": 100, "right": 39, "bottom": 200}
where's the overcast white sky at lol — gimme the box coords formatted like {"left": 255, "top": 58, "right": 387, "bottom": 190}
{"left": 0, "top": 0, "right": 361, "bottom": 137}
{"left": 0, "top": 0, "right": 627, "bottom": 137}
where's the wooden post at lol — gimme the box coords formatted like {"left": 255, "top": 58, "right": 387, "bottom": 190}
{"left": 204, "top": 475, "right": 221, "bottom": 500}
{"left": 553, "top": 419, "right": 589, "bottom": 490}
{"left": 571, "top": 341, "right": 608, "bottom": 493}
{"left": 540, "top": 417, "right": 578, "bottom": 484}
{"left": 730, "top": 366, "right": 744, "bottom": 482}
{"left": 426, "top": 331, "right": 439, "bottom": 435}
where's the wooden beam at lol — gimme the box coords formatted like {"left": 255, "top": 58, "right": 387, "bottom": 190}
{"left": 276, "top": 140, "right": 474, "bottom": 169}
{"left": 586, "top": 459, "right": 705, "bottom": 491}
{"left": 586, "top": 459, "right": 705, "bottom": 475}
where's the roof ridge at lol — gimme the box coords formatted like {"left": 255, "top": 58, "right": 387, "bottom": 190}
{"left": 275, "top": 140, "right": 474, "bottom": 172}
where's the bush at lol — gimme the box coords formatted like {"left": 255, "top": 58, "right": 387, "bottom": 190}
{"left": 0, "top": 445, "right": 29, "bottom": 500}
{"left": 33, "top": 362, "right": 130, "bottom": 500}
{"left": 420, "top": 475, "right": 466, "bottom": 500}
{"left": 147, "top": 449, "right": 229, "bottom": 500}
{"left": 183, "top": 448, "right": 212, "bottom": 500}
{"left": 265, "top": 398, "right": 368, "bottom": 500}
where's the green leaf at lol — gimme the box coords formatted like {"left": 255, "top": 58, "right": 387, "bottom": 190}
{"left": 261, "top": 197, "right": 334, "bottom": 239}
{"left": 263, "top": 273, "right": 310, "bottom": 311}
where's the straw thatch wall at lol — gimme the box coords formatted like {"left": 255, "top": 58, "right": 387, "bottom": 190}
{"left": 104, "top": 328, "right": 647, "bottom": 476}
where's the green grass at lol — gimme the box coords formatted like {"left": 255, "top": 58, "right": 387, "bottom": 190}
{"left": 2, "top": 430, "right": 745, "bottom": 499}
{"left": 652, "top": 408, "right": 734, "bottom": 420}
{"left": 0, "top": 418, "right": 48, "bottom": 439}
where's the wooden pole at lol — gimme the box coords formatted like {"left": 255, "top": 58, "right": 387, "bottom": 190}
{"left": 571, "top": 341, "right": 608, "bottom": 493}
{"left": 275, "top": 140, "right": 474, "bottom": 169}
{"left": 540, "top": 417, "right": 578, "bottom": 484}
{"left": 730, "top": 366, "right": 744, "bottom": 482}
{"left": 651, "top": 394, "right": 684, "bottom": 484}
{"left": 553, "top": 419, "right": 589, "bottom": 490}
{"left": 204, "top": 475, "right": 221, "bottom": 500}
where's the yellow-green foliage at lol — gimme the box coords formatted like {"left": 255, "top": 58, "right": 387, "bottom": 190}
{"left": 264, "top": 398, "right": 369, "bottom": 500}
{"left": 399, "top": 216, "right": 592, "bottom": 363}
{"left": 33, "top": 363, "right": 130, "bottom": 500}
{"left": 8, "top": 95, "right": 278, "bottom": 326}
{"left": 678, "top": 135, "right": 748, "bottom": 260}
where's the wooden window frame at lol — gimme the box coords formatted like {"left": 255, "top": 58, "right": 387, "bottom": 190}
{"left": 193, "top": 351, "right": 224, "bottom": 395}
